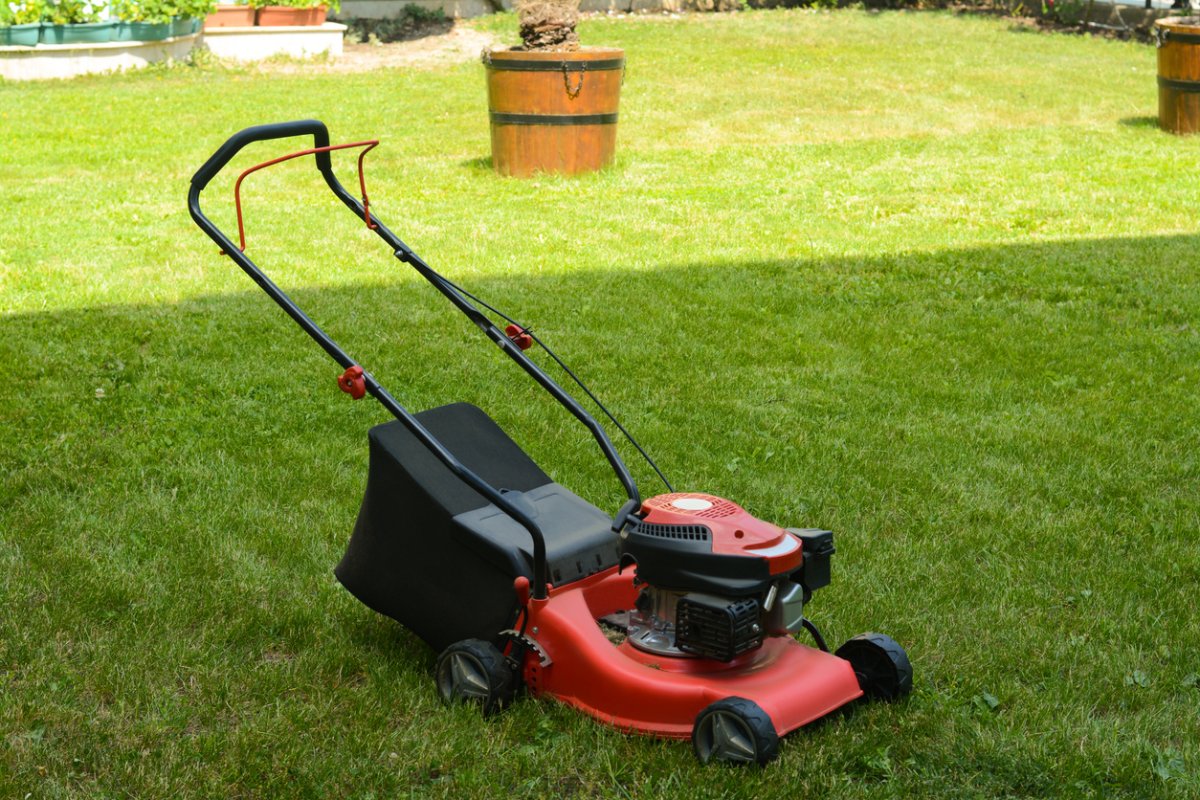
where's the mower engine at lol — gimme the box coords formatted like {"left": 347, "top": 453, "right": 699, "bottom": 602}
{"left": 615, "top": 493, "right": 835, "bottom": 661}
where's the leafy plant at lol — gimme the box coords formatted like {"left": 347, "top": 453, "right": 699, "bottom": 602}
{"left": 15, "top": 0, "right": 45, "bottom": 23}
{"left": 1124, "top": 670, "right": 1151, "bottom": 688}
{"left": 112, "top": 0, "right": 169, "bottom": 23}
{"left": 179, "top": 0, "right": 215, "bottom": 18}
{"left": 1151, "top": 748, "right": 1185, "bottom": 782}
{"left": 971, "top": 691, "right": 1002, "bottom": 712}
{"left": 1041, "top": 0, "right": 1088, "bottom": 25}
{"left": 42, "top": 0, "right": 104, "bottom": 23}
{"left": 250, "top": 0, "right": 338, "bottom": 13}
{"left": 113, "top": 0, "right": 214, "bottom": 21}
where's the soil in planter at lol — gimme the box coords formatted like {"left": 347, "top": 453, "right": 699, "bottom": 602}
{"left": 515, "top": 0, "right": 580, "bottom": 52}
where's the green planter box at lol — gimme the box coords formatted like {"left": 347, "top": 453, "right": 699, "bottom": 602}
{"left": 169, "top": 16, "right": 196, "bottom": 37}
{"left": 0, "top": 23, "right": 42, "bottom": 46}
{"left": 113, "top": 20, "right": 172, "bottom": 41}
{"left": 40, "top": 21, "right": 116, "bottom": 44}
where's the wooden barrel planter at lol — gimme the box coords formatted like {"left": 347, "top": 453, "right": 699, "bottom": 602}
{"left": 1155, "top": 17, "right": 1200, "bottom": 135}
{"left": 483, "top": 48, "right": 624, "bottom": 177}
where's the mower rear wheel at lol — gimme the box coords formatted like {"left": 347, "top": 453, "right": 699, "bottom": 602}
{"left": 835, "top": 633, "right": 913, "bottom": 701}
{"left": 435, "top": 639, "right": 515, "bottom": 715}
{"left": 692, "top": 697, "right": 779, "bottom": 766}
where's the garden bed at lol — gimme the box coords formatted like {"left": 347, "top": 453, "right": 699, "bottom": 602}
{"left": 0, "top": 30, "right": 198, "bottom": 80}
{"left": 0, "top": 20, "right": 349, "bottom": 78}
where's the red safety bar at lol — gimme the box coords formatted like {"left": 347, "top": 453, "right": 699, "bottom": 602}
{"left": 232, "top": 140, "right": 380, "bottom": 253}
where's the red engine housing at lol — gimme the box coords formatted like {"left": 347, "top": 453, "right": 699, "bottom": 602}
{"left": 640, "top": 492, "right": 804, "bottom": 576}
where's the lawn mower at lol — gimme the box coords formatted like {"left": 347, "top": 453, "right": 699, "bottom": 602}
{"left": 188, "top": 120, "right": 913, "bottom": 766}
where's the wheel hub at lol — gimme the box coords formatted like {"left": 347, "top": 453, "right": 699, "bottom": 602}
{"left": 440, "top": 653, "right": 490, "bottom": 701}
{"left": 695, "top": 711, "right": 757, "bottom": 764}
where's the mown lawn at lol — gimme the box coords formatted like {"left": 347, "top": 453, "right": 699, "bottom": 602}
{"left": 2, "top": 8, "right": 1199, "bottom": 798}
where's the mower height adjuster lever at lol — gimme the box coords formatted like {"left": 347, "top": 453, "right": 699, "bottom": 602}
{"left": 338, "top": 365, "right": 367, "bottom": 399}
{"left": 505, "top": 324, "right": 533, "bottom": 351}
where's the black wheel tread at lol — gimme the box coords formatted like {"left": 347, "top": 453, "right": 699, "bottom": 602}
{"left": 835, "top": 632, "right": 913, "bottom": 701}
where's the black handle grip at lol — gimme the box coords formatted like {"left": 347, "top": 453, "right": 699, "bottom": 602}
{"left": 190, "top": 119, "right": 332, "bottom": 191}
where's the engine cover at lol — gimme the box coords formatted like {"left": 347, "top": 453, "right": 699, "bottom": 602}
{"left": 619, "top": 493, "right": 804, "bottom": 597}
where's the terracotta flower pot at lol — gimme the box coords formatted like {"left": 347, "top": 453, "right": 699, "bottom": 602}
{"left": 205, "top": 4, "right": 256, "bottom": 27}
{"left": 255, "top": 5, "right": 327, "bottom": 26}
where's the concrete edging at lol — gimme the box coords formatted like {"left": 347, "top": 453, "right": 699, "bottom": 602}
{"left": 201, "top": 22, "right": 347, "bottom": 61}
{"left": 0, "top": 32, "right": 199, "bottom": 81}
{"left": 0, "top": 23, "right": 347, "bottom": 80}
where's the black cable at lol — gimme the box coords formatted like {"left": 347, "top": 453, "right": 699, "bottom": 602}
{"left": 430, "top": 271, "right": 674, "bottom": 494}
{"left": 801, "top": 618, "right": 830, "bottom": 653}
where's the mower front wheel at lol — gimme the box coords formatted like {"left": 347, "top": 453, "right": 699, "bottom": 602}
{"left": 835, "top": 632, "right": 913, "bottom": 701}
{"left": 435, "top": 638, "right": 515, "bottom": 716}
{"left": 692, "top": 697, "right": 779, "bottom": 766}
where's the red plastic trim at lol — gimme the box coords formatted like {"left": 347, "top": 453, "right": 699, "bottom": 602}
{"left": 337, "top": 365, "right": 366, "bottom": 399}
{"left": 504, "top": 324, "right": 533, "bottom": 351}
{"left": 232, "top": 140, "right": 380, "bottom": 253}
{"left": 641, "top": 493, "right": 804, "bottom": 575}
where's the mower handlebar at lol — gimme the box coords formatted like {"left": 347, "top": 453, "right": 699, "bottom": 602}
{"left": 190, "top": 119, "right": 332, "bottom": 192}
{"left": 188, "top": 120, "right": 646, "bottom": 600}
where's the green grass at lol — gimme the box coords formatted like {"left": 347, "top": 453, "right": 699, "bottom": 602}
{"left": 2, "top": 8, "right": 1199, "bottom": 798}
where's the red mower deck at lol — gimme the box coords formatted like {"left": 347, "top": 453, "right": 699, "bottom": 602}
{"left": 518, "top": 567, "right": 864, "bottom": 739}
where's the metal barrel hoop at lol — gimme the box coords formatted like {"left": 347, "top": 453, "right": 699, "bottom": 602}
{"left": 1158, "top": 75, "right": 1200, "bottom": 92}
{"left": 1155, "top": 25, "right": 1200, "bottom": 48}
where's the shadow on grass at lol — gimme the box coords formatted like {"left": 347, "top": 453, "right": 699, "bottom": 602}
{"left": 3, "top": 232, "right": 1199, "bottom": 663}
{"left": 1118, "top": 115, "right": 1160, "bottom": 129}
{"left": 459, "top": 155, "right": 494, "bottom": 173}
{"left": 3, "top": 234, "right": 1199, "bottom": 797}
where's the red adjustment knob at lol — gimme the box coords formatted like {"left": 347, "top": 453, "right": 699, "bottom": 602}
{"left": 513, "top": 575, "right": 531, "bottom": 606}
{"left": 505, "top": 324, "right": 533, "bottom": 351}
{"left": 337, "top": 365, "right": 366, "bottom": 399}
